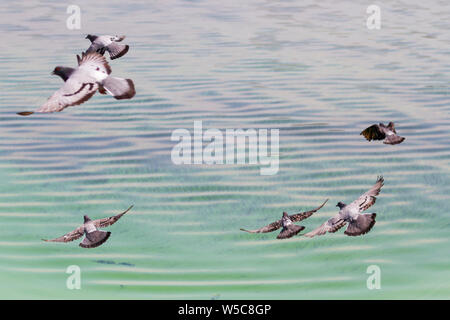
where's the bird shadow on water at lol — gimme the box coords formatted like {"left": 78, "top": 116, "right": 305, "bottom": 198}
{"left": 92, "top": 260, "right": 135, "bottom": 267}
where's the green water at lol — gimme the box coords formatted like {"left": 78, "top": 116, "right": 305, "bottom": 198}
{"left": 0, "top": 0, "right": 449, "bottom": 299}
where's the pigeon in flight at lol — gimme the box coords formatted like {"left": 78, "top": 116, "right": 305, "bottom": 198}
{"left": 42, "top": 205, "right": 133, "bottom": 248}
{"left": 18, "top": 52, "right": 135, "bottom": 115}
{"left": 360, "top": 122, "right": 405, "bottom": 145}
{"left": 240, "top": 199, "right": 328, "bottom": 239}
{"left": 304, "top": 177, "right": 384, "bottom": 238}
{"left": 86, "top": 34, "right": 129, "bottom": 60}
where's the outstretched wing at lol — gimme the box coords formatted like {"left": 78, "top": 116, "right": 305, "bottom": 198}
{"left": 360, "top": 124, "right": 385, "bottom": 141}
{"left": 42, "top": 226, "right": 84, "bottom": 243}
{"left": 106, "top": 42, "right": 129, "bottom": 60}
{"left": 86, "top": 42, "right": 105, "bottom": 55}
{"left": 348, "top": 176, "right": 384, "bottom": 212}
{"left": 288, "top": 199, "right": 328, "bottom": 222}
{"left": 35, "top": 79, "right": 98, "bottom": 113}
{"left": 93, "top": 205, "right": 134, "bottom": 229}
{"left": 303, "top": 214, "right": 347, "bottom": 238}
{"left": 240, "top": 219, "right": 282, "bottom": 234}
{"left": 77, "top": 52, "right": 111, "bottom": 75}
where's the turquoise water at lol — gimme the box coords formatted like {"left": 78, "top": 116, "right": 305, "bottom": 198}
{"left": 0, "top": 0, "right": 449, "bottom": 299}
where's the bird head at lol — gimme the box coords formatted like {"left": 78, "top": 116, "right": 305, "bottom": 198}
{"left": 51, "top": 66, "right": 74, "bottom": 82}
{"left": 83, "top": 215, "right": 91, "bottom": 223}
{"left": 336, "top": 202, "right": 346, "bottom": 209}
{"left": 281, "top": 212, "right": 292, "bottom": 226}
{"left": 85, "top": 34, "right": 97, "bottom": 42}
{"left": 51, "top": 66, "right": 60, "bottom": 75}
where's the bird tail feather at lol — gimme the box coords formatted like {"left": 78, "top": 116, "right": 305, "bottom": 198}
{"left": 344, "top": 213, "right": 376, "bottom": 236}
{"left": 101, "top": 76, "right": 136, "bottom": 100}
{"left": 277, "top": 224, "right": 305, "bottom": 239}
{"left": 384, "top": 135, "right": 405, "bottom": 145}
{"left": 107, "top": 42, "right": 129, "bottom": 60}
{"left": 79, "top": 231, "right": 111, "bottom": 248}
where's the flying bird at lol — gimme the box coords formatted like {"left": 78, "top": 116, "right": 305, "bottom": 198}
{"left": 276, "top": 212, "right": 306, "bottom": 239}
{"left": 42, "top": 205, "right": 133, "bottom": 248}
{"left": 86, "top": 34, "right": 129, "bottom": 60}
{"left": 304, "top": 177, "right": 384, "bottom": 238}
{"left": 240, "top": 199, "right": 328, "bottom": 239}
{"left": 360, "top": 122, "right": 405, "bottom": 145}
{"left": 18, "top": 52, "right": 135, "bottom": 115}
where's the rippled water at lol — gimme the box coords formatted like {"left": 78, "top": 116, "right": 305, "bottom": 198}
{"left": 0, "top": 0, "right": 449, "bottom": 299}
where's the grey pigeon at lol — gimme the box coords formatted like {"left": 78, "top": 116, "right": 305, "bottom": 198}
{"left": 304, "top": 177, "right": 384, "bottom": 238}
{"left": 18, "top": 52, "right": 135, "bottom": 115}
{"left": 276, "top": 212, "right": 305, "bottom": 239}
{"left": 86, "top": 34, "right": 129, "bottom": 60}
{"left": 42, "top": 205, "right": 133, "bottom": 248}
{"left": 240, "top": 199, "right": 328, "bottom": 239}
{"left": 360, "top": 122, "right": 405, "bottom": 145}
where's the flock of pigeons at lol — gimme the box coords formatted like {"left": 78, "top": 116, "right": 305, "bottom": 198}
{"left": 241, "top": 176, "right": 384, "bottom": 239}
{"left": 240, "top": 121, "right": 406, "bottom": 240}
{"left": 238, "top": 120, "right": 406, "bottom": 240}
{"left": 240, "top": 122, "right": 406, "bottom": 240}
{"left": 28, "top": 35, "right": 406, "bottom": 248}
{"left": 18, "top": 34, "right": 135, "bottom": 116}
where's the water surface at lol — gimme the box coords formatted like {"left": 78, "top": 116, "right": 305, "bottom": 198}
{"left": 0, "top": 0, "right": 449, "bottom": 299}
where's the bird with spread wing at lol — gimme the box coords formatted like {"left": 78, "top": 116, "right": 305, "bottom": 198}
{"left": 240, "top": 199, "right": 328, "bottom": 239}
{"left": 86, "top": 34, "right": 129, "bottom": 60}
{"left": 304, "top": 177, "right": 384, "bottom": 238}
{"left": 360, "top": 122, "right": 405, "bottom": 145}
{"left": 42, "top": 205, "right": 133, "bottom": 248}
{"left": 18, "top": 52, "right": 135, "bottom": 115}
